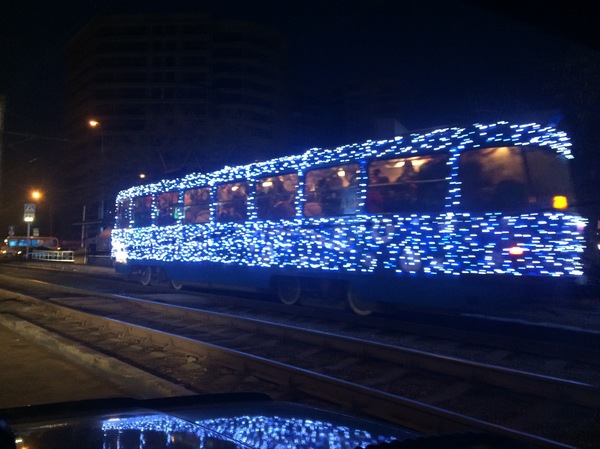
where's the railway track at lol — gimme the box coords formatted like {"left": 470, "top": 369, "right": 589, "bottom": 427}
{"left": 5, "top": 262, "right": 599, "bottom": 373}
{"left": 0, "top": 272, "right": 598, "bottom": 448}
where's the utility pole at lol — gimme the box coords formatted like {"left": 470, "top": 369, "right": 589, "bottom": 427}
{"left": 0, "top": 95, "right": 5, "bottom": 213}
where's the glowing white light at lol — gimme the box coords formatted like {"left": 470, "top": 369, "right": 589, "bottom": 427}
{"left": 111, "top": 121, "right": 586, "bottom": 280}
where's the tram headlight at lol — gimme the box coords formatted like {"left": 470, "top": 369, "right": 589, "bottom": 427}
{"left": 112, "top": 241, "right": 129, "bottom": 264}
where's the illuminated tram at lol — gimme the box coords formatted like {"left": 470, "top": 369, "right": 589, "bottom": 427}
{"left": 112, "top": 121, "right": 587, "bottom": 314}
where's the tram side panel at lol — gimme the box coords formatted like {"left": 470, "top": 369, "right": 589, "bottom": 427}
{"left": 113, "top": 211, "right": 586, "bottom": 311}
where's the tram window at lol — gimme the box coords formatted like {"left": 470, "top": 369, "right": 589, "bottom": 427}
{"left": 183, "top": 187, "right": 211, "bottom": 224}
{"left": 523, "top": 148, "right": 575, "bottom": 208}
{"left": 366, "top": 155, "right": 449, "bottom": 214}
{"left": 216, "top": 181, "right": 249, "bottom": 222}
{"left": 255, "top": 173, "right": 298, "bottom": 220}
{"left": 132, "top": 195, "right": 153, "bottom": 228}
{"left": 117, "top": 199, "right": 131, "bottom": 228}
{"left": 156, "top": 191, "right": 180, "bottom": 227}
{"left": 459, "top": 146, "right": 528, "bottom": 212}
{"left": 304, "top": 164, "right": 360, "bottom": 217}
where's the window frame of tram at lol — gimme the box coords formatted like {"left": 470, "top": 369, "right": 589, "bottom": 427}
{"left": 117, "top": 199, "right": 131, "bottom": 229}
{"left": 255, "top": 173, "right": 299, "bottom": 220}
{"left": 365, "top": 154, "right": 449, "bottom": 214}
{"left": 457, "top": 146, "right": 574, "bottom": 213}
{"left": 215, "top": 181, "right": 249, "bottom": 223}
{"left": 522, "top": 148, "right": 575, "bottom": 209}
{"left": 156, "top": 191, "right": 181, "bottom": 227}
{"left": 303, "top": 164, "right": 360, "bottom": 217}
{"left": 183, "top": 187, "right": 211, "bottom": 224}
{"left": 132, "top": 195, "right": 153, "bottom": 228}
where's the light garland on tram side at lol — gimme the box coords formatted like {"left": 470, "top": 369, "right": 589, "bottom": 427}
{"left": 111, "top": 121, "right": 585, "bottom": 278}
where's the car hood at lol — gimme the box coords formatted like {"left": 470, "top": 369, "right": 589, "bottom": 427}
{"left": 0, "top": 393, "right": 418, "bottom": 449}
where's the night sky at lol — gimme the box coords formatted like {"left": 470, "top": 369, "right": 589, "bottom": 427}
{"left": 1, "top": 0, "right": 599, "bottom": 228}
{"left": 2, "top": 1, "right": 596, "bottom": 133}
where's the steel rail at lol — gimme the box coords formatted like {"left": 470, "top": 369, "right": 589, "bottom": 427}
{"left": 61, "top": 290, "right": 600, "bottom": 409}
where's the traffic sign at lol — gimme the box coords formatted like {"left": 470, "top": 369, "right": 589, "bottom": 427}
{"left": 24, "top": 203, "right": 36, "bottom": 222}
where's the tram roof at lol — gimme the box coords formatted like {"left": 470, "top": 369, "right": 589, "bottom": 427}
{"left": 116, "top": 120, "right": 572, "bottom": 201}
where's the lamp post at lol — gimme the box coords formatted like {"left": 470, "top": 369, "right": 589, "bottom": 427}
{"left": 24, "top": 205, "right": 34, "bottom": 259}
{"left": 88, "top": 119, "right": 104, "bottom": 157}
{"left": 24, "top": 190, "right": 42, "bottom": 259}
{"left": 88, "top": 119, "right": 105, "bottom": 214}
{"left": 87, "top": 119, "right": 106, "bottom": 260}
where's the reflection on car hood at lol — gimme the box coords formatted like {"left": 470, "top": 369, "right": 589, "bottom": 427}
{"left": 1, "top": 393, "right": 417, "bottom": 449}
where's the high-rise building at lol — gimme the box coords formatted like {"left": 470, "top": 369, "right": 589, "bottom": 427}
{"left": 62, "top": 13, "right": 288, "bottom": 242}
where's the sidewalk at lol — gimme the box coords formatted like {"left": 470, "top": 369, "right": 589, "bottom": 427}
{"left": 0, "top": 263, "right": 191, "bottom": 409}
{"left": 0, "top": 317, "right": 128, "bottom": 409}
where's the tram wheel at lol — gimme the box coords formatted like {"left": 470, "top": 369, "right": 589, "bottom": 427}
{"left": 170, "top": 279, "right": 183, "bottom": 290}
{"left": 347, "top": 288, "right": 373, "bottom": 316}
{"left": 276, "top": 277, "right": 301, "bottom": 305}
{"left": 140, "top": 266, "right": 152, "bottom": 286}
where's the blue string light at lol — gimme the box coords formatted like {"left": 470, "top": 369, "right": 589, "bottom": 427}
{"left": 112, "top": 121, "right": 586, "bottom": 279}
{"left": 101, "top": 413, "right": 399, "bottom": 448}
